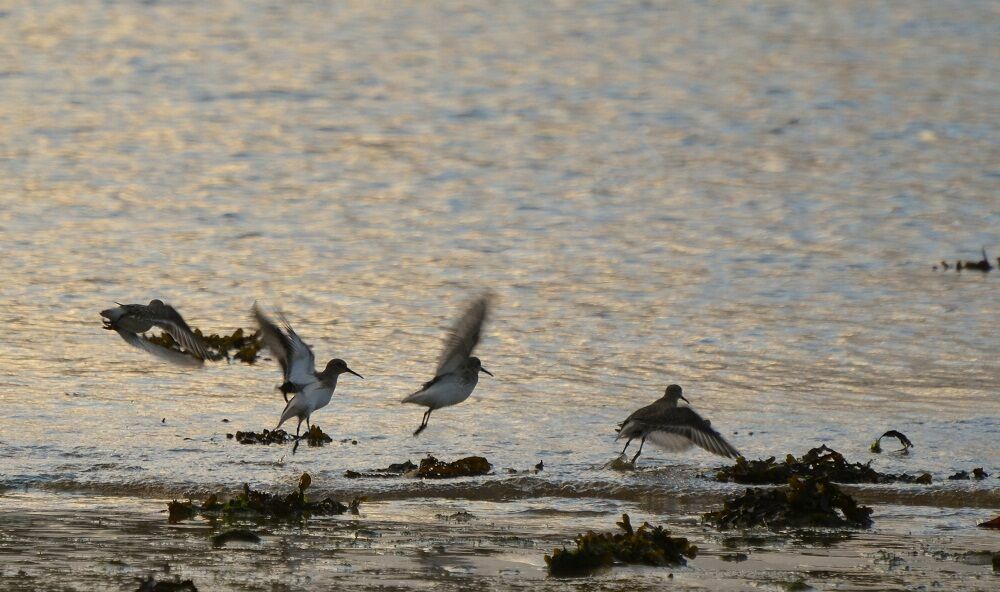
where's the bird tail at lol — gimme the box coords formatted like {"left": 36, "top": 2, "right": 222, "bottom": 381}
{"left": 275, "top": 396, "right": 300, "bottom": 430}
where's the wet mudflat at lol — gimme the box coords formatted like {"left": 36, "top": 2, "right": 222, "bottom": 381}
{"left": 1, "top": 489, "right": 997, "bottom": 591}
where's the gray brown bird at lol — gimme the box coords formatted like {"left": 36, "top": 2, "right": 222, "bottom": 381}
{"left": 402, "top": 294, "right": 494, "bottom": 436}
{"left": 253, "top": 304, "right": 362, "bottom": 453}
{"left": 100, "top": 299, "right": 210, "bottom": 366}
{"left": 616, "top": 385, "right": 740, "bottom": 465}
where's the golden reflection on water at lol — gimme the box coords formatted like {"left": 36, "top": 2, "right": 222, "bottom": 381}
{"left": 0, "top": 0, "right": 998, "bottom": 589}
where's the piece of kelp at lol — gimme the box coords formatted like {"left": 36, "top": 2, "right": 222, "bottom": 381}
{"left": 545, "top": 513, "right": 697, "bottom": 576}
{"left": 869, "top": 430, "right": 913, "bottom": 453}
{"left": 137, "top": 576, "right": 199, "bottom": 592}
{"left": 344, "top": 460, "right": 418, "bottom": 479}
{"left": 228, "top": 425, "right": 332, "bottom": 446}
{"left": 715, "top": 445, "right": 932, "bottom": 485}
{"left": 704, "top": 476, "right": 874, "bottom": 529}
{"left": 416, "top": 455, "right": 492, "bottom": 478}
{"left": 211, "top": 529, "right": 262, "bottom": 547}
{"left": 167, "top": 473, "right": 360, "bottom": 522}
{"left": 146, "top": 327, "right": 262, "bottom": 363}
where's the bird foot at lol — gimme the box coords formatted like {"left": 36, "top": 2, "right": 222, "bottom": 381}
{"left": 412, "top": 424, "right": 427, "bottom": 437}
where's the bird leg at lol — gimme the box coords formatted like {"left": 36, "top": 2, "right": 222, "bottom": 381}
{"left": 413, "top": 409, "right": 432, "bottom": 436}
{"left": 620, "top": 438, "right": 633, "bottom": 456}
{"left": 292, "top": 418, "right": 303, "bottom": 454}
{"left": 630, "top": 437, "right": 646, "bottom": 465}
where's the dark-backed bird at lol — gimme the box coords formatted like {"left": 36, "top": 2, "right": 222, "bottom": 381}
{"left": 616, "top": 384, "right": 740, "bottom": 465}
{"left": 253, "top": 303, "right": 362, "bottom": 452}
{"left": 401, "top": 294, "right": 494, "bottom": 436}
{"left": 100, "top": 299, "right": 210, "bottom": 366}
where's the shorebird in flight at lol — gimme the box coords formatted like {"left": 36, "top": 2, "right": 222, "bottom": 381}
{"left": 100, "top": 299, "right": 210, "bottom": 366}
{"left": 616, "top": 384, "right": 740, "bottom": 465}
{"left": 253, "top": 303, "right": 362, "bottom": 452}
{"left": 402, "top": 294, "right": 494, "bottom": 436}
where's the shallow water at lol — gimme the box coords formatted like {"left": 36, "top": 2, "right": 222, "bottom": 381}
{"left": 0, "top": 0, "right": 998, "bottom": 590}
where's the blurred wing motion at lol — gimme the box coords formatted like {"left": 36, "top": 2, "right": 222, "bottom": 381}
{"left": 435, "top": 293, "right": 492, "bottom": 376}
{"left": 113, "top": 328, "right": 204, "bottom": 368}
{"left": 253, "top": 303, "right": 316, "bottom": 390}
{"left": 618, "top": 407, "right": 740, "bottom": 459}
{"left": 148, "top": 304, "right": 210, "bottom": 360}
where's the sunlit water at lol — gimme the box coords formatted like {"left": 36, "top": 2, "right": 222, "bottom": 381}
{"left": 0, "top": 1, "right": 997, "bottom": 590}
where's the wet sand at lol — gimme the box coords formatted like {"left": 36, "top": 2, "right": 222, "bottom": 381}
{"left": 2, "top": 487, "right": 997, "bottom": 591}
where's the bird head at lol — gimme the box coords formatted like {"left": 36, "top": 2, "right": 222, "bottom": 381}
{"left": 469, "top": 356, "right": 493, "bottom": 376}
{"left": 324, "top": 358, "right": 363, "bottom": 379}
{"left": 664, "top": 384, "right": 689, "bottom": 405}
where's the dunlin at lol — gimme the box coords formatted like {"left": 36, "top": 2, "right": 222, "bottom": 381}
{"left": 100, "top": 299, "right": 209, "bottom": 366}
{"left": 253, "top": 303, "right": 362, "bottom": 452}
{"left": 616, "top": 385, "right": 740, "bottom": 465}
{"left": 402, "top": 294, "right": 493, "bottom": 436}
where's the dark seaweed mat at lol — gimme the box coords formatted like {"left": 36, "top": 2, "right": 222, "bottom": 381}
{"left": 704, "top": 476, "right": 874, "bottom": 530}
{"left": 715, "top": 445, "right": 932, "bottom": 485}
{"left": 344, "top": 460, "right": 419, "bottom": 479}
{"left": 228, "top": 425, "right": 332, "bottom": 446}
{"left": 947, "top": 468, "right": 989, "bottom": 480}
{"left": 545, "top": 514, "right": 697, "bottom": 576}
{"left": 168, "top": 475, "right": 359, "bottom": 522}
{"left": 137, "top": 576, "right": 199, "bottom": 592}
{"left": 344, "top": 456, "right": 493, "bottom": 479}
{"left": 417, "top": 455, "right": 491, "bottom": 478}
{"left": 146, "top": 327, "right": 262, "bottom": 363}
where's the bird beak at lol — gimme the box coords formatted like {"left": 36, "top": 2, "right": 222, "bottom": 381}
{"left": 479, "top": 367, "right": 493, "bottom": 377}
{"left": 347, "top": 368, "right": 364, "bottom": 379}
{"left": 680, "top": 395, "right": 690, "bottom": 404}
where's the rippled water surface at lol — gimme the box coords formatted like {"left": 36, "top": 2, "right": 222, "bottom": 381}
{"left": 0, "top": 1, "right": 997, "bottom": 590}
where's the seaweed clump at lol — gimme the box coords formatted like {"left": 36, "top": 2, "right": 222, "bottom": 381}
{"left": 344, "top": 460, "right": 418, "bottom": 479}
{"left": 228, "top": 425, "right": 332, "bottom": 446}
{"left": 716, "top": 445, "right": 932, "bottom": 485}
{"left": 544, "top": 514, "right": 697, "bottom": 576}
{"left": 229, "top": 429, "right": 292, "bottom": 445}
{"left": 947, "top": 468, "right": 989, "bottom": 480}
{"left": 137, "top": 576, "right": 198, "bottom": 592}
{"left": 417, "top": 455, "right": 491, "bottom": 478}
{"left": 146, "top": 327, "right": 262, "bottom": 363}
{"left": 933, "top": 249, "right": 994, "bottom": 272}
{"left": 167, "top": 473, "right": 361, "bottom": 522}
{"left": 704, "top": 476, "right": 874, "bottom": 529}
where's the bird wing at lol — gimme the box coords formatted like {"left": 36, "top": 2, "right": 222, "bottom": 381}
{"left": 640, "top": 407, "right": 741, "bottom": 458}
{"left": 253, "top": 303, "right": 293, "bottom": 378}
{"left": 149, "top": 304, "right": 210, "bottom": 360}
{"left": 435, "top": 293, "right": 492, "bottom": 376}
{"left": 646, "top": 430, "right": 696, "bottom": 452}
{"left": 280, "top": 316, "right": 317, "bottom": 386}
{"left": 113, "top": 329, "right": 204, "bottom": 367}
{"left": 253, "top": 303, "right": 316, "bottom": 386}
{"left": 621, "top": 399, "right": 667, "bottom": 425}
